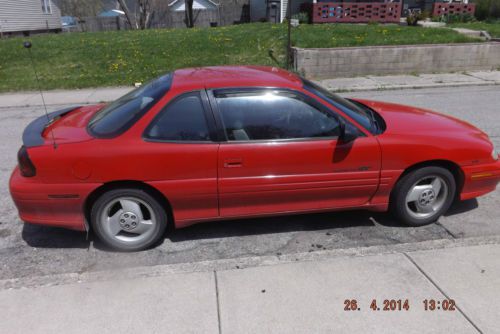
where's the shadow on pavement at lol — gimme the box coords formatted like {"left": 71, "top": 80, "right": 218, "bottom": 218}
{"left": 22, "top": 200, "right": 479, "bottom": 251}
{"left": 168, "top": 210, "right": 401, "bottom": 243}
{"left": 444, "top": 199, "right": 479, "bottom": 217}
{"left": 22, "top": 223, "right": 90, "bottom": 249}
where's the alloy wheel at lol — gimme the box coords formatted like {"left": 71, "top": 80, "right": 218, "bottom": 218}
{"left": 404, "top": 175, "right": 449, "bottom": 220}
{"left": 99, "top": 196, "right": 157, "bottom": 244}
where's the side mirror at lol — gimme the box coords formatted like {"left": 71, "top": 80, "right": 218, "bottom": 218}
{"left": 339, "top": 119, "right": 359, "bottom": 143}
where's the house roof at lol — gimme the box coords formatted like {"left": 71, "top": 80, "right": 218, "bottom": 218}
{"left": 98, "top": 10, "right": 124, "bottom": 17}
{"left": 168, "top": 0, "right": 219, "bottom": 9}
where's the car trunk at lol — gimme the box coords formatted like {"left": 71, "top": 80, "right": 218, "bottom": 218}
{"left": 23, "top": 104, "right": 104, "bottom": 148}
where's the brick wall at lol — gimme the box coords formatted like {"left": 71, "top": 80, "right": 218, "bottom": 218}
{"left": 293, "top": 43, "right": 500, "bottom": 78}
{"left": 312, "top": 2, "right": 401, "bottom": 24}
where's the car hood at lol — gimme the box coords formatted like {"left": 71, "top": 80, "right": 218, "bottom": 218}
{"left": 354, "top": 99, "right": 488, "bottom": 139}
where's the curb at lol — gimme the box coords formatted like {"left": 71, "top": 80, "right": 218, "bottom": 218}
{"left": 328, "top": 81, "right": 500, "bottom": 93}
{"left": 2, "top": 235, "right": 499, "bottom": 291}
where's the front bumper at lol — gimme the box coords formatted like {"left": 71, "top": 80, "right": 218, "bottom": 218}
{"left": 9, "top": 167, "right": 100, "bottom": 231}
{"left": 460, "top": 159, "right": 500, "bottom": 200}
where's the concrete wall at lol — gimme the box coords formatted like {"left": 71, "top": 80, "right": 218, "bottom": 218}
{"left": 293, "top": 43, "right": 500, "bottom": 79}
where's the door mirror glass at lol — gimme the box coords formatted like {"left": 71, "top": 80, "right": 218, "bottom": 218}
{"left": 339, "top": 119, "right": 359, "bottom": 143}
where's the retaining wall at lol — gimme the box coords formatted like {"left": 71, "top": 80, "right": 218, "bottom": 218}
{"left": 293, "top": 42, "right": 500, "bottom": 78}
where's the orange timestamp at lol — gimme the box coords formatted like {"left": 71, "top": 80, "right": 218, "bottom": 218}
{"left": 344, "top": 299, "right": 456, "bottom": 312}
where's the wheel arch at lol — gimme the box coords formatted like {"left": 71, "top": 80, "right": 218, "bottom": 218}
{"left": 395, "top": 159, "right": 464, "bottom": 197}
{"left": 84, "top": 180, "right": 174, "bottom": 230}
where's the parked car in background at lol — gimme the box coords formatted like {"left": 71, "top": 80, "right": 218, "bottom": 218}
{"left": 9, "top": 66, "right": 500, "bottom": 251}
{"left": 61, "top": 16, "right": 78, "bottom": 32}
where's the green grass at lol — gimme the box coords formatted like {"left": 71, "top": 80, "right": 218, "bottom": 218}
{"left": 0, "top": 22, "right": 481, "bottom": 92}
{"left": 448, "top": 21, "right": 500, "bottom": 38}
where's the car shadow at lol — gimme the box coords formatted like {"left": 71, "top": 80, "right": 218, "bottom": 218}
{"left": 167, "top": 209, "right": 404, "bottom": 243}
{"left": 22, "top": 200, "right": 479, "bottom": 250}
{"left": 444, "top": 199, "right": 479, "bottom": 217}
{"left": 22, "top": 223, "right": 90, "bottom": 249}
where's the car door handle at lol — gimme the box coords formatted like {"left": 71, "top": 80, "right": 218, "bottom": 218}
{"left": 223, "top": 158, "right": 243, "bottom": 168}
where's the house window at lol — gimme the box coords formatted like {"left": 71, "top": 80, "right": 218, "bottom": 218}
{"left": 41, "top": 0, "right": 52, "bottom": 14}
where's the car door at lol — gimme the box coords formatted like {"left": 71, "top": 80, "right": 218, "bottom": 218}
{"left": 141, "top": 90, "right": 220, "bottom": 225}
{"left": 210, "top": 88, "right": 381, "bottom": 218}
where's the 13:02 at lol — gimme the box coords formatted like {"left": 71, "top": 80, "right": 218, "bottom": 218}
{"left": 423, "top": 299, "right": 456, "bottom": 311}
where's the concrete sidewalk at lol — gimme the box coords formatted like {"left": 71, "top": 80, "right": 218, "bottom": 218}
{"left": 320, "top": 70, "right": 500, "bottom": 93}
{"left": 1, "top": 241, "right": 498, "bottom": 333}
{"left": 1, "top": 70, "right": 500, "bottom": 108}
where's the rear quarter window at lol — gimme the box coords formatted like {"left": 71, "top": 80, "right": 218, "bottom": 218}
{"left": 88, "top": 73, "right": 172, "bottom": 138}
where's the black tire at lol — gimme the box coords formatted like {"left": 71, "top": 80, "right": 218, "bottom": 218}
{"left": 91, "top": 188, "right": 167, "bottom": 251}
{"left": 390, "top": 166, "right": 456, "bottom": 226}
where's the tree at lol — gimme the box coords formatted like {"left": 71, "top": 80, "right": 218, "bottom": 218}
{"left": 117, "top": 0, "right": 154, "bottom": 30}
{"left": 58, "top": 0, "right": 102, "bottom": 19}
{"left": 184, "top": 0, "right": 194, "bottom": 28}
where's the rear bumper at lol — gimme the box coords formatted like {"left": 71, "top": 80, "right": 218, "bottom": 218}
{"left": 9, "top": 167, "right": 100, "bottom": 231}
{"left": 460, "top": 160, "right": 500, "bottom": 200}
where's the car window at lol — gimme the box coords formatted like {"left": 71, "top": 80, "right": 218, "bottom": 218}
{"left": 145, "top": 92, "right": 211, "bottom": 141}
{"left": 302, "top": 78, "right": 374, "bottom": 133}
{"left": 215, "top": 90, "right": 340, "bottom": 141}
{"left": 88, "top": 73, "right": 172, "bottom": 138}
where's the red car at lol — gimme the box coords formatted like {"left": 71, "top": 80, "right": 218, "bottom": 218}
{"left": 10, "top": 66, "right": 500, "bottom": 251}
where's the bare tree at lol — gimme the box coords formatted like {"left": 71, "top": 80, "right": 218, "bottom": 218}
{"left": 138, "top": 0, "right": 154, "bottom": 29}
{"left": 117, "top": 0, "right": 158, "bottom": 29}
{"left": 117, "top": 0, "right": 139, "bottom": 29}
{"left": 184, "top": 0, "right": 194, "bottom": 28}
{"left": 58, "top": 0, "right": 102, "bottom": 19}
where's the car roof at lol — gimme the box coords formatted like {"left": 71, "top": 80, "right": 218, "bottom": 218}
{"left": 171, "top": 66, "right": 303, "bottom": 91}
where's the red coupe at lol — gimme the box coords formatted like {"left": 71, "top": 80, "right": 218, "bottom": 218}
{"left": 10, "top": 66, "right": 500, "bottom": 251}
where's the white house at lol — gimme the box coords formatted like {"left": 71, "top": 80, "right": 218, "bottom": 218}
{"left": 168, "top": 0, "right": 219, "bottom": 12}
{"left": 0, "top": 0, "right": 62, "bottom": 35}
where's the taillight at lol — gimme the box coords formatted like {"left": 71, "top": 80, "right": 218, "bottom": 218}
{"left": 17, "top": 146, "right": 36, "bottom": 177}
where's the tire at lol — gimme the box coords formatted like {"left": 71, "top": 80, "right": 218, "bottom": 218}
{"left": 91, "top": 188, "right": 167, "bottom": 251}
{"left": 390, "top": 166, "right": 456, "bottom": 226}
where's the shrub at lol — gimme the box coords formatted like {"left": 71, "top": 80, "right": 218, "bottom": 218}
{"left": 474, "top": 0, "right": 500, "bottom": 20}
{"left": 292, "top": 12, "right": 310, "bottom": 24}
{"left": 406, "top": 9, "right": 424, "bottom": 26}
{"left": 437, "top": 13, "right": 477, "bottom": 23}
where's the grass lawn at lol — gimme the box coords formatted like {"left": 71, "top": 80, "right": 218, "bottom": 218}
{"left": 0, "top": 22, "right": 480, "bottom": 92}
{"left": 448, "top": 21, "right": 500, "bottom": 38}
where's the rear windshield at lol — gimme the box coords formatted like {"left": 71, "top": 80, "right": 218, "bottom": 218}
{"left": 88, "top": 73, "right": 172, "bottom": 138}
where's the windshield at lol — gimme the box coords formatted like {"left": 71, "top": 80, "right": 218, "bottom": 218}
{"left": 302, "top": 78, "right": 374, "bottom": 133}
{"left": 88, "top": 73, "right": 172, "bottom": 138}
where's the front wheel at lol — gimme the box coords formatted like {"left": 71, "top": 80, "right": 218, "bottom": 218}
{"left": 90, "top": 188, "right": 167, "bottom": 251}
{"left": 390, "top": 167, "right": 456, "bottom": 226}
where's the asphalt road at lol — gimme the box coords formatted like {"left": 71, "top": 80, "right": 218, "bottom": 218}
{"left": 0, "top": 85, "right": 499, "bottom": 280}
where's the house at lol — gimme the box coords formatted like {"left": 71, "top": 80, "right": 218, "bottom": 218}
{"left": 0, "top": 0, "right": 62, "bottom": 36}
{"left": 168, "top": 0, "right": 219, "bottom": 12}
{"left": 98, "top": 9, "right": 126, "bottom": 17}
{"left": 250, "top": 0, "right": 314, "bottom": 23}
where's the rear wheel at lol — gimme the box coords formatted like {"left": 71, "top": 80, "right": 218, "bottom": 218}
{"left": 390, "top": 167, "right": 456, "bottom": 226}
{"left": 91, "top": 188, "right": 167, "bottom": 251}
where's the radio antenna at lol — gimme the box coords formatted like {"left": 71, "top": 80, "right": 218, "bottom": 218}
{"left": 23, "top": 41, "right": 57, "bottom": 149}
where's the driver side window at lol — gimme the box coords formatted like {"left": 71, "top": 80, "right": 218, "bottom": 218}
{"left": 215, "top": 90, "right": 340, "bottom": 141}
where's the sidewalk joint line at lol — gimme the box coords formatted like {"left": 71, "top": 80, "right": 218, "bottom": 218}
{"left": 403, "top": 253, "right": 483, "bottom": 334}
{"left": 436, "top": 221, "right": 457, "bottom": 239}
{"left": 463, "top": 72, "right": 494, "bottom": 82}
{"left": 214, "top": 270, "right": 222, "bottom": 334}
